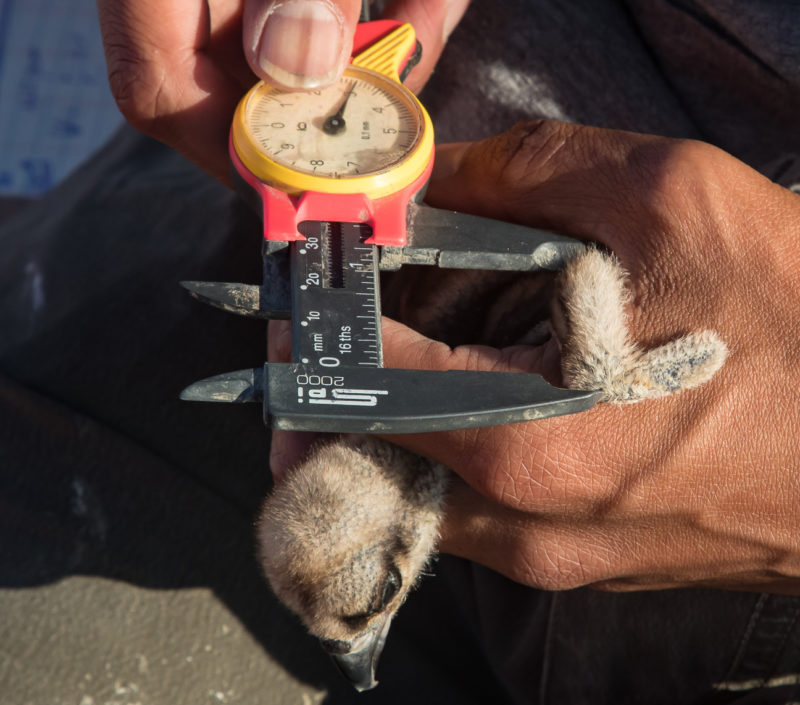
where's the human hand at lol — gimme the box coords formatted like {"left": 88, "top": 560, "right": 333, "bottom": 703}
{"left": 272, "top": 120, "right": 800, "bottom": 594}
{"left": 98, "top": 0, "right": 469, "bottom": 182}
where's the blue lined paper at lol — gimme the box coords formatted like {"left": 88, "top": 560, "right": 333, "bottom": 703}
{"left": 0, "top": 0, "right": 122, "bottom": 195}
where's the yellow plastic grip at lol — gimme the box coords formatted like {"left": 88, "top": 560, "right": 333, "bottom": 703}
{"left": 351, "top": 23, "right": 418, "bottom": 83}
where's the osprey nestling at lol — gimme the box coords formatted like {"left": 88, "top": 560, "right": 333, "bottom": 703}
{"left": 257, "top": 435, "right": 448, "bottom": 690}
{"left": 256, "top": 248, "right": 728, "bottom": 690}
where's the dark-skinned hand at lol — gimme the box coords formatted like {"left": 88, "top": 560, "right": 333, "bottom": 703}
{"left": 271, "top": 121, "right": 800, "bottom": 595}
{"left": 97, "top": 0, "right": 470, "bottom": 182}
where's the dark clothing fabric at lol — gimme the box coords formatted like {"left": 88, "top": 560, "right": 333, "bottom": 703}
{"left": 2, "top": 1, "right": 800, "bottom": 703}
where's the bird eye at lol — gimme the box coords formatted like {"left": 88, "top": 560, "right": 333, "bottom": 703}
{"left": 341, "top": 565, "right": 403, "bottom": 627}
{"left": 379, "top": 565, "right": 402, "bottom": 609}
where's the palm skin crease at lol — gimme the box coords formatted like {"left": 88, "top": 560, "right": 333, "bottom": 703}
{"left": 255, "top": 248, "right": 728, "bottom": 690}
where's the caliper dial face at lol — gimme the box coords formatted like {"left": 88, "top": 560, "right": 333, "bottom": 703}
{"left": 242, "top": 66, "right": 424, "bottom": 179}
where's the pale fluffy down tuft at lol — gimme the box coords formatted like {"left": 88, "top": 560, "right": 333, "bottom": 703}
{"left": 555, "top": 247, "right": 728, "bottom": 402}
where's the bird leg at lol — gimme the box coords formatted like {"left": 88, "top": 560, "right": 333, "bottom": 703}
{"left": 552, "top": 247, "right": 728, "bottom": 402}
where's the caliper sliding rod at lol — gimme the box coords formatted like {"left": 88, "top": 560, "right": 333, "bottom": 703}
{"left": 180, "top": 204, "right": 601, "bottom": 433}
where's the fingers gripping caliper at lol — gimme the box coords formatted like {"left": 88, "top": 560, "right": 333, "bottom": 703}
{"left": 180, "top": 21, "right": 601, "bottom": 433}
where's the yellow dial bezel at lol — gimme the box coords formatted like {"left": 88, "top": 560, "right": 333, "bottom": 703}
{"left": 231, "top": 65, "right": 434, "bottom": 200}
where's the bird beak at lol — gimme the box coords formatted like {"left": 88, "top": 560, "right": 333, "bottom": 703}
{"left": 322, "top": 617, "right": 393, "bottom": 692}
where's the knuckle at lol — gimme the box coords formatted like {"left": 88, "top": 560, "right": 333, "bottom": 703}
{"left": 631, "top": 137, "right": 733, "bottom": 207}
{"left": 624, "top": 137, "right": 744, "bottom": 264}
{"left": 490, "top": 120, "right": 577, "bottom": 194}
{"left": 105, "top": 49, "right": 166, "bottom": 132}
{"left": 98, "top": 9, "right": 170, "bottom": 134}
{"left": 667, "top": 138, "right": 729, "bottom": 173}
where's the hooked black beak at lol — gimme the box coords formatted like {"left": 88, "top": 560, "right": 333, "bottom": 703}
{"left": 321, "top": 618, "right": 392, "bottom": 692}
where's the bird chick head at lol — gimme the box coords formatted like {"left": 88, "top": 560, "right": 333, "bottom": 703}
{"left": 256, "top": 435, "right": 448, "bottom": 690}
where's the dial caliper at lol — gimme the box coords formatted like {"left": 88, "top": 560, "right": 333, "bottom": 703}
{"left": 180, "top": 20, "right": 601, "bottom": 433}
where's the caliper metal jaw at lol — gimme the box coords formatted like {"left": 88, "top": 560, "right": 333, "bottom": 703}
{"left": 180, "top": 204, "right": 601, "bottom": 434}
{"left": 180, "top": 364, "right": 600, "bottom": 433}
{"left": 181, "top": 240, "right": 291, "bottom": 319}
{"left": 380, "top": 202, "right": 584, "bottom": 271}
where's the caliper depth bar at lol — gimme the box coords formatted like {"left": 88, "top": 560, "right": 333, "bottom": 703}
{"left": 293, "top": 221, "right": 383, "bottom": 369}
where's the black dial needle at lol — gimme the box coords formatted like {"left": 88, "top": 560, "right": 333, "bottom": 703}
{"left": 323, "top": 83, "right": 355, "bottom": 135}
